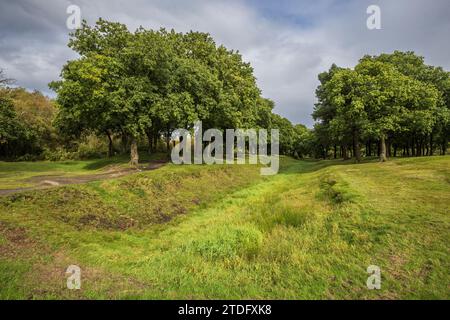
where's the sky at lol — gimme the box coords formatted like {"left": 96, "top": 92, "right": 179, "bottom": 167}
{"left": 0, "top": 0, "right": 449, "bottom": 127}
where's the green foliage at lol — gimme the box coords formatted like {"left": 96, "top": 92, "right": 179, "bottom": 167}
{"left": 76, "top": 134, "right": 108, "bottom": 159}
{"left": 270, "top": 113, "right": 296, "bottom": 155}
{"left": 0, "top": 94, "right": 34, "bottom": 158}
{"left": 313, "top": 51, "right": 449, "bottom": 161}
{"left": 40, "top": 134, "right": 107, "bottom": 161}
{"left": 8, "top": 88, "right": 58, "bottom": 148}
{"left": 50, "top": 19, "right": 276, "bottom": 163}
{"left": 0, "top": 87, "right": 59, "bottom": 159}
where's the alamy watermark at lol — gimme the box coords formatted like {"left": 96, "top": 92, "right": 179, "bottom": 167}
{"left": 66, "top": 4, "right": 81, "bottom": 30}
{"left": 66, "top": 265, "right": 81, "bottom": 290}
{"left": 367, "top": 5, "right": 381, "bottom": 30}
{"left": 171, "top": 121, "right": 279, "bottom": 175}
{"left": 366, "top": 265, "right": 381, "bottom": 290}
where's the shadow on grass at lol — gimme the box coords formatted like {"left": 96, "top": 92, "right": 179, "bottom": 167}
{"left": 82, "top": 152, "right": 169, "bottom": 170}
{"left": 277, "top": 157, "right": 381, "bottom": 175}
{"left": 81, "top": 155, "right": 130, "bottom": 170}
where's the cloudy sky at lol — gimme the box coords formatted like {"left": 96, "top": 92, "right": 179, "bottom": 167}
{"left": 0, "top": 0, "right": 449, "bottom": 126}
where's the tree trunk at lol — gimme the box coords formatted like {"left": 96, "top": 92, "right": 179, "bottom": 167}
{"left": 429, "top": 133, "right": 433, "bottom": 156}
{"left": 387, "top": 139, "right": 391, "bottom": 157}
{"left": 153, "top": 134, "right": 159, "bottom": 153}
{"left": 165, "top": 129, "right": 172, "bottom": 154}
{"left": 380, "top": 135, "right": 387, "bottom": 162}
{"left": 122, "top": 133, "right": 129, "bottom": 154}
{"left": 106, "top": 131, "right": 113, "bottom": 158}
{"left": 146, "top": 131, "right": 152, "bottom": 155}
{"left": 353, "top": 130, "right": 361, "bottom": 163}
{"left": 333, "top": 145, "right": 337, "bottom": 159}
{"left": 342, "top": 145, "right": 349, "bottom": 160}
{"left": 130, "top": 137, "right": 139, "bottom": 167}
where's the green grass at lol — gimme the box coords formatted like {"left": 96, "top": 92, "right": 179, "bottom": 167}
{"left": 0, "top": 153, "right": 167, "bottom": 189}
{"left": 0, "top": 156, "right": 449, "bottom": 299}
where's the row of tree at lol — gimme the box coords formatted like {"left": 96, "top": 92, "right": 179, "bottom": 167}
{"left": 1, "top": 20, "right": 448, "bottom": 163}
{"left": 50, "top": 19, "right": 283, "bottom": 164}
{"left": 311, "top": 51, "right": 449, "bottom": 162}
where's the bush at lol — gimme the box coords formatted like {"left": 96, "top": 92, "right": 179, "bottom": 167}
{"left": 41, "top": 147, "right": 76, "bottom": 161}
{"left": 76, "top": 134, "right": 107, "bottom": 159}
{"left": 15, "top": 154, "right": 41, "bottom": 162}
{"left": 40, "top": 134, "right": 107, "bottom": 161}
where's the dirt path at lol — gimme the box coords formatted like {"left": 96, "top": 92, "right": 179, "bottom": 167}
{"left": 0, "top": 160, "right": 168, "bottom": 196}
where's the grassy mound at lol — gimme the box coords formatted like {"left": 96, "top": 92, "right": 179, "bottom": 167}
{"left": 1, "top": 163, "right": 263, "bottom": 230}
{"left": 0, "top": 156, "right": 449, "bottom": 299}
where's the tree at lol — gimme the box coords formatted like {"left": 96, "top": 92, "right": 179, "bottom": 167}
{"left": 8, "top": 88, "right": 58, "bottom": 151}
{"left": 323, "top": 68, "right": 368, "bottom": 162}
{"left": 0, "top": 94, "right": 32, "bottom": 158}
{"left": 51, "top": 20, "right": 154, "bottom": 165}
{"left": 312, "top": 51, "right": 447, "bottom": 161}
{"left": 0, "top": 68, "right": 14, "bottom": 87}
{"left": 293, "top": 124, "right": 314, "bottom": 158}
{"left": 313, "top": 64, "right": 350, "bottom": 160}
{"left": 0, "top": 70, "right": 39, "bottom": 158}
{"left": 361, "top": 51, "right": 449, "bottom": 157}
{"left": 270, "top": 113, "right": 296, "bottom": 156}
{"left": 51, "top": 20, "right": 269, "bottom": 164}
{"left": 355, "top": 59, "right": 438, "bottom": 161}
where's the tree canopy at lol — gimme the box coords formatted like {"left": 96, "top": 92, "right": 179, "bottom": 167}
{"left": 50, "top": 19, "right": 271, "bottom": 164}
{"left": 313, "top": 51, "right": 449, "bottom": 161}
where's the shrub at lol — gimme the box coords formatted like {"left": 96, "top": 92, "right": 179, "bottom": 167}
{"left": 76, "top": 134, "right": 107, "bottom": 159}
{"left": 15, "top": 153, "right": 41, "bottom": 161}
{"left": 41, "top": 147, "right": 76, "bottom": 161}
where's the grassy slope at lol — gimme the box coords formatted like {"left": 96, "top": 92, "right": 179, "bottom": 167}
{"left": 0, "top": 156, "right": 448, "bottom": 299}
{"left": 0, "top": 153, "right": 167, "bottom": 189}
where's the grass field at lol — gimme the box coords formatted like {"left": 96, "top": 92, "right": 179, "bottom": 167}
{"left": 0, "top": 153, "right": 167, "bottom": 190}
{"left": 0, "top": 156, "right": 449, "bottom": 299}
